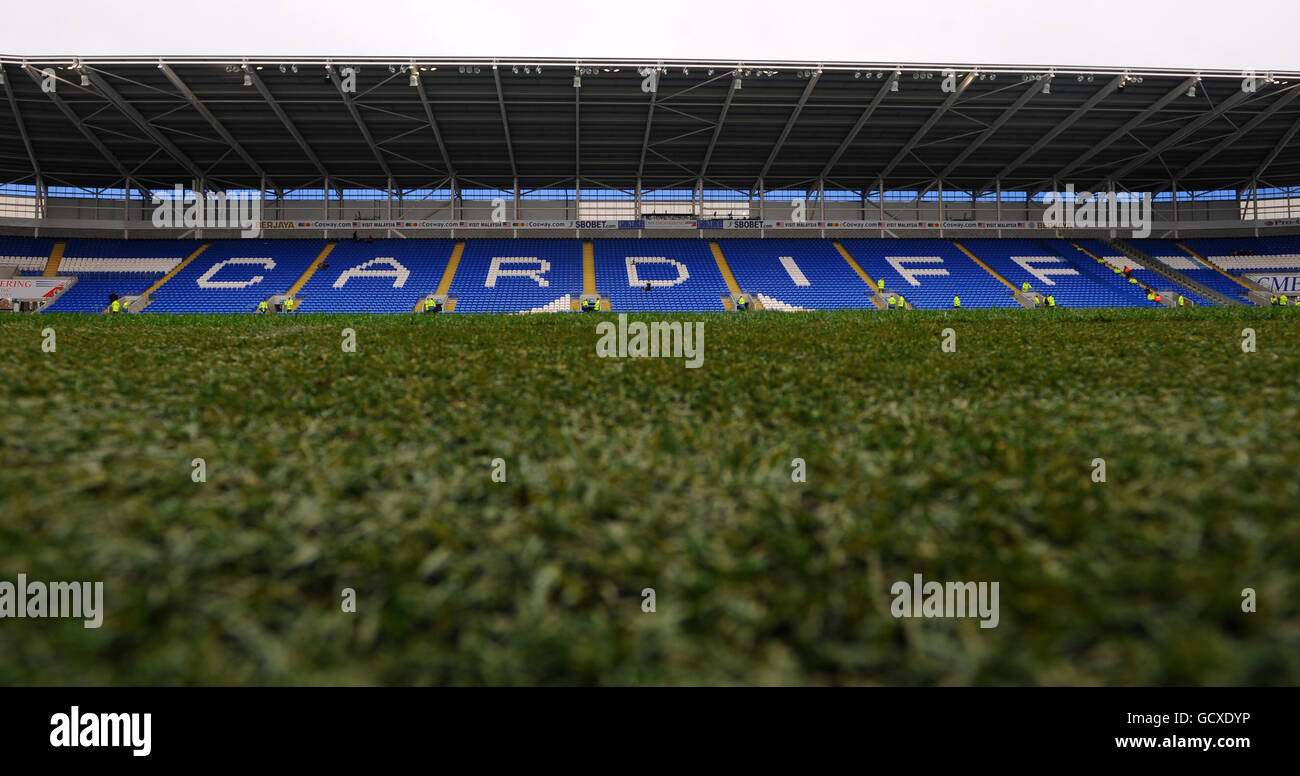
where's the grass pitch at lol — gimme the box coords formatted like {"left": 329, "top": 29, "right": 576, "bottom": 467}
{"left": 1, "top": 308, "right": 1297, "bottom": 685}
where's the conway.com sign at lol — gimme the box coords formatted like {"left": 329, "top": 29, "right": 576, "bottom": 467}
{"left": 0, "top": 278, "right": 68, "bottom": 299}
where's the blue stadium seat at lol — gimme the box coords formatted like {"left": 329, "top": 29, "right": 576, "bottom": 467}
{"left": 963, "top": 238, "right": 1153, "bottom": 308}
{"left": 1129, "top": 239, "right": 1253, "bottom": 302}
{"left": 296, "top": 240, "right": 455, "bottom": 313}
{"left": 144, "top": 240, "right": 322, "bottom": 314}
{"left": 1074, "top": 239, "right": 1214, "bottom": 305}
{"left": 449, "top": 239, "right": 582, "bottom": 313}
{"left": 840, "top": 239, "right": 1020, "bottom": 309}
{"left": 11, "top": 235, "right": 1299, "bottom": 312}
{"left": 719, "top": 239, "right": 876, "bottom": 309}
{"left": 596, "top": 239, "right": 728, "bottom": 312}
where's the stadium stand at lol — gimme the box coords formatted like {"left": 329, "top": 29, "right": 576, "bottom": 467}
{"left": 40, "top": 273, "right": 159, "bottom": 312}
{"left": 0, "top": 237, "right": 56, "bottom": 273}
{"left": 1179, "top": 238, "right": 1300, "bottom": 299}
{"left": 1074, "top": 239, "right": 1215, "bottom": 306}
{"left": 841, "top": 239, "right": 1020, "bottom": 309}
{"left": 1181, "top": 236, "right": 1300, "bottom": 272}
{"left": 718, "top": 239, "right": 877, "bottom": 310}
{"left": 15, "top": 239, "right": 201, "bottom": 312}
{"left": 14, "top": 235, "right": 1300, "bottom": 313}
{"left": 595, "top": 239, "right": 729, "bottom": 312}
{"left": 961, "top": 238, "right": 1154, "bottom": 308}
{"left": 1130, "top": 239, "right": 1255, "bottom": 302}
{"left": 142, "top": 239, "right": 322, "bottom": 313}
{"left": 295, "top": 240, "right": 456, "bottom": 313}
{"left": 448, "top": 239, "right": 583, "bottom": 314}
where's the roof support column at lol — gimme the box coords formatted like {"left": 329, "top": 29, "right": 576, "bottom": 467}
{"left": 996, "top": 180, "right": 1002, "bottom": 238}
{"left": 879, "top": 179, "right": 885, "bottom": 235}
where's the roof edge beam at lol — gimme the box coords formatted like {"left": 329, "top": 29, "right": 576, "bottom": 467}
{"left": 753, "top": 72, "right": 819, "bottom": 187}
{"left": 83, "top": 67, "right": 206, "bottom": 183}
{"left": 247, "top": 67, "right": 329, "bottom": 180}
{"left": 819, "top": 76, "right": 895, "bottom": 182}
{"left": 878, "top": 70, "right": 977, "bottom": 182}
{"left": 158, "top": 62, "right": 273, "bottom": 189}
{"left": 492, "top": 67, "right": 518, "bottom": 181}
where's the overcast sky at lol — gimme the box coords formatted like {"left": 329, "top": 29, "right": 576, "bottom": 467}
{"left": 3, "top": 0, "right": 1298, "bottom": 71}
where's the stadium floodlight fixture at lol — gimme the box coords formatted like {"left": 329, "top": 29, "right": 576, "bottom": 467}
{"left": 512, "top": 66, "right": 519, "bottom": 74}
{"left": 388, "top": 65, "right": 395, "bottom": 73}
{"left": 280, "top": 64, "right": 287, "bottom": 73}
{"left": 707, "top": 68, "right": 714, "bottom": 76}
{"left": 291, "top": 64, "right": 298, "bottom": 74}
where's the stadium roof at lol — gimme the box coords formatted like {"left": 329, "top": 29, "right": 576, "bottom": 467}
{"left": 2, "top": 56, "right": 1300, "bottom": 196}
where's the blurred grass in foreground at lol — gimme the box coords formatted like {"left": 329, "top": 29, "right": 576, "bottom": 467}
{"left": 0, "top": 307, "right": 1297, "bottom": 685}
